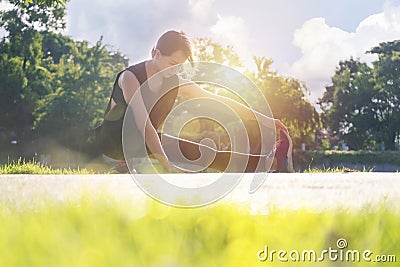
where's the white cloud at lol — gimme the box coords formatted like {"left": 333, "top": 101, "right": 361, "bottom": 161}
{"left": 288, "top": 2, "right": 400, "bottom": 103}
{"left": 210, "top": 15, "right": 254, "bottom": 66}
{"left": 189, "top": 0, "right": 216, "bottom": 23}
{"left": 64, "top": 0, "right": 255, "bottom": 68}
{"left": 65, "top": 0, "right": 197, "bottom": 63}
{"left": 0, "top": 2, "right": 13, "bottom": 38}
{"left": 62, "top": 0, "right": 398, "bottom": 105}
{"left": 0, "top": 2, "right": 12, "bottom": 10}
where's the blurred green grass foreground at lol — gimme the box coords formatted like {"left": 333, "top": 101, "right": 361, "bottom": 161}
{"left": 0, "top": 161, "right": 399, "bottom": 266}
{"left": 0, "top": 197, "right": 398, "bottom": 266}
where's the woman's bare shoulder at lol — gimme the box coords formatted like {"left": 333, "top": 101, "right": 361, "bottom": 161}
{"left": 118, "top": 70, "right": 140, "bottom": 90}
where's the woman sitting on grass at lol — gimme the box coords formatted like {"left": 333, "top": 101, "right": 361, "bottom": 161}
{"left": 96, "top": 30, "right": 290, "bottom": 173}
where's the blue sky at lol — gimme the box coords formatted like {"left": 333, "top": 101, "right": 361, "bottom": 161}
{"left": 2, "top": 0, "right": 400, "bottom": 103}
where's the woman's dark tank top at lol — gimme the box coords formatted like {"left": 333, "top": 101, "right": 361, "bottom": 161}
{"left": 108, "top": 61, "right": 179, "bottom": 127}
{"left": 98, "top": 61, "right": 179, "bottom": 160}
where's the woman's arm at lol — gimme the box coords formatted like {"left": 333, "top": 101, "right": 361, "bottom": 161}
{"left": 119, "top": 71, "right": 173, "bottom": 171}
{"left": 178, "top": 78, "right": 288, "bottom": 132}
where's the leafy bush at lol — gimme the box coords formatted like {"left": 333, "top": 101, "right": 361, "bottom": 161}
{"left": 294, "top": 150, "right": 400, "bottom": 171}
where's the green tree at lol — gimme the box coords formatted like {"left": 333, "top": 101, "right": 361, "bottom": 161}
{"left": 367, "top": 41, "right": 400, "bottom": 150}
{"left": 192, "top": 37, "right": 242, "bottom": 67}
{"left": 0, "top": 55, "right": 27, "bottom": 133}
{"left": 0, "top": 2, "right": 128, "bottom": 161}
{"left": 321, "top": 41, "right": 400, "bottom": 151}
{"left": 0, "top": 3, "right": 63, "bottom": 143}
{"left": 187, "top": 38, "right": 244, "bottom": 143}
{"left": 191, "top": 39, "right": 320, "bottom": 149}
{"left": 250, "top": 57, "right": 321, "bottom": 149}
{"left": 319, "top": 58, "right": 376, "bottom": 150}
{"left": 33, "top": 38, "right": 128, "bottom": 153}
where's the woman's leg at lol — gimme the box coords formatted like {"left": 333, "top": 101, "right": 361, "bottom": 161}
{"left": 159, "top": 130, "right": 265, "bottom": 173}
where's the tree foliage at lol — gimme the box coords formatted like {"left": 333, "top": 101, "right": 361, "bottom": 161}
{"left": 192, "top": 38, "right": 242, "bottom": 67}
{"left": 33, "top": 37, "right": 128, "bottom": 150}
{"left": 368, "top": 41, "right": 400, "bottom": 150}
{"left": 0, "top": 3, "right": 128, "bottom": 157}
{"left": 1, "top": 0, "right": 66, "bottom": 8}
{"left": 249, "top": 57, "right": 321, "bottom": 148}
{"left": 192, "top": 39, "right": 320, "bottom": 149}
{"left": 319, "top": 41, "right": 400, "bottom": 150}
{"left": 1, "top": 8, "right": 321, "bottom": 162}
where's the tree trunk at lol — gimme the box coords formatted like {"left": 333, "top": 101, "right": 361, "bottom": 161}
{"left": 384, "top": 131, "right": 396, "bottom": 150}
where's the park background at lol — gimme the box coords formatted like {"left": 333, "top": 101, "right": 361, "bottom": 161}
{"left": 0, "top": 2, "right": 399, "bottom": 267}
{"left": 1, "top": 0, "right": 400, "bottom": 171}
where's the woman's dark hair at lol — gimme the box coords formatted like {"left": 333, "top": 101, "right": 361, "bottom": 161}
{"left": 152, "top": 30, "right": 193, "bottom": 63}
